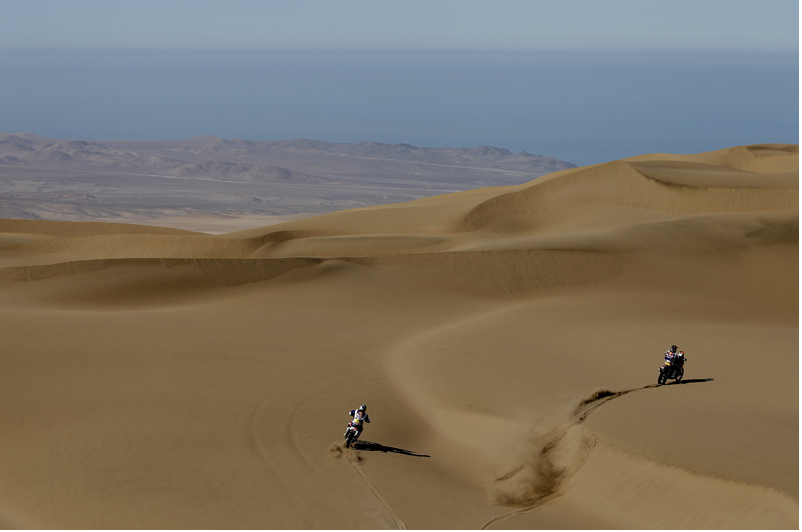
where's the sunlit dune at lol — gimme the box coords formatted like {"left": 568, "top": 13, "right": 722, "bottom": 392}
{"left": 0, "top": 144, "right": 797, "bottom": 528}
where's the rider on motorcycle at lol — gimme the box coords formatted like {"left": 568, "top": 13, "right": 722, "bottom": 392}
{"left": 345, "top": 404, "right": 370, "bottom": 440}
{"left": 664, "top": 345, "right": 679, "bottom": 366}
{"left": 664, "top": 345, "right": 686, "bottom": 373}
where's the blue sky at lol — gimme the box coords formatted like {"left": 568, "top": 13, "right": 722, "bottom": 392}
{"left": 1, "top": 0, "right": 797, "bottom": 52}
{"left": 0, "top": 1, "right": 797, "bottom": 166}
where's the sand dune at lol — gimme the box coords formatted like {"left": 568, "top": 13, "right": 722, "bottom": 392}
{"left": 0, "top": 144, "right": 797, "bottom": 528}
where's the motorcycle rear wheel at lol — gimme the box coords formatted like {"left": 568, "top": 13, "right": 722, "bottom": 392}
{"left": 675, "top": 367, "right": 684, "bottom": 382}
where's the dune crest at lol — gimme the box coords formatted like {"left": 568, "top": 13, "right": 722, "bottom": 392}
{"left": 0, "top": 144, "right": 796, "bottom": 528}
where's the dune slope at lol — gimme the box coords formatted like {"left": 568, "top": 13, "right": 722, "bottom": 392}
{"left": 0, "top": 144, "right": 797, "bottom": 529}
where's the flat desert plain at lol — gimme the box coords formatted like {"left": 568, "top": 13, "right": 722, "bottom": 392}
{"left": 0, "top": 144, "right": 797, "bottom": 529}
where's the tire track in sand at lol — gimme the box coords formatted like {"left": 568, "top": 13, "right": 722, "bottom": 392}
{"left": 248, "top": 374, "right": 406, "bottom": 529}
{"left": 344, "top": 451, "right": 407, "bottom": 530}
{"left": 481, "top": 384, "right": 658, "bottom": 530}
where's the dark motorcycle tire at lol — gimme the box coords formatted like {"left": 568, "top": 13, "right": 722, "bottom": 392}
{"left": 658, "top": 371, "right": 667, "bottom": 385}
{"left": 675, "top": 367, "right": 684, "bottom": 382}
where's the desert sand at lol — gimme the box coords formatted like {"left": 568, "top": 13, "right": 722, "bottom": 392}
{"left": 0, "top": 144, "right": 797, "bottom": 529}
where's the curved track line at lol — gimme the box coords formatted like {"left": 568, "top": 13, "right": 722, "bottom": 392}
{"left": 480, "top": 384, "right": 658, "bottom": 530}
{"left": 481, "top": 505, "right": 541, "bottom": 530}
{"left": 348, "top": 458, "right": 407, "bottom": 529}
{"left": 248, "top": 377, "right": 406, "bottom": 528}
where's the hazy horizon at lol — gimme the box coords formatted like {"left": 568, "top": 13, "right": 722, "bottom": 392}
{"left": 1, "top": 1, "right": 797, "bottom": 167}
{"left": 1, "top": 49, "right": 797, "bottom": 167}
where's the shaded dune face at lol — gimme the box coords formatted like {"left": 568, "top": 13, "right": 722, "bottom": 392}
{"left": 0, "top": 258, "right": 323, "bottom": 310}
{"left": 0, "top": 144, "right": 797, "bottom": 529}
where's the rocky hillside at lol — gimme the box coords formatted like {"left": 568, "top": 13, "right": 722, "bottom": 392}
{"left": 0, "top": 132, "right": 575, "bottom": 186}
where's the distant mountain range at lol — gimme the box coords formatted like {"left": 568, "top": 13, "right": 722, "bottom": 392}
{"left": 0, "top": 132, "right": 577, "bottom": 228}
{"left": 0, "top": 132, "right": 575, "bottom": 186}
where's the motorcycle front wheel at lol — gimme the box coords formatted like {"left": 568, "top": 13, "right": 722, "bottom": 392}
{"left": 658, "top": 370, "right": 667, "bottom": 385}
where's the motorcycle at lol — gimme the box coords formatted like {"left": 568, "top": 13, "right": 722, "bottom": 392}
{"left": 658, "top": 352, "right": 686, "bottom": 385}
{"left": 343, "top": 422, "right": 360, "bottom": 448}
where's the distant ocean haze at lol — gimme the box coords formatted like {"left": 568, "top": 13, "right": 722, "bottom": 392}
{"left": 0, "top": 49, "right": 797, "bottom": 166}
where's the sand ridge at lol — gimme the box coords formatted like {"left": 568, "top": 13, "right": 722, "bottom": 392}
{"left": 0, "top": 144, "right": 797, "bottom": 528}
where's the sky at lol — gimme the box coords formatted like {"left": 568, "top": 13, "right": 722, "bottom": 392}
{"left": 1, "top": 0, "right": 797, "bottom": 52}
{"left": 0, "top": 0, "right": 798, "bottom": 166}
